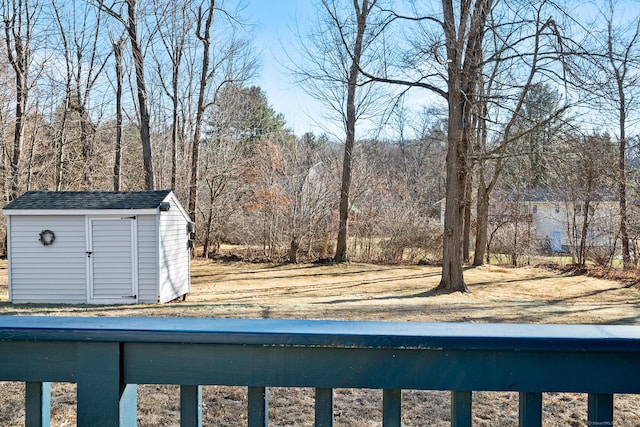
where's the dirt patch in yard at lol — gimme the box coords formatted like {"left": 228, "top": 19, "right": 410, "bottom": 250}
{"left": 0, "top": 260, "right": 639, "bottom": 426}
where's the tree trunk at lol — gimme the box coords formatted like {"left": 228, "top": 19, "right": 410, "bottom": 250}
{"left": 511, "top": 204, "right": 519, "bottom": 267}
{"left": 437, "top": 0, "right": 488, "bottom": 292}
{"left": 438, "top": 86, "right": 469, "bottom": 292}
{"left": 55, "top": 89, "right": 70, "bottom": 191}
{"left": 171, "top": 67, "right": 179, "bottom": 190}
{"left": 188, "top": 0, "right": 215, "bottom": 223}
{"left": 579, "top": 200, "right": 590, "bottom": 266}
{"left": 80, "top": 114, "right": 93, "bottom": 189}
{"left": 617, "top": 92, "right": 630, "bottom": 268}
{"left": 335, "top": 0, "right": 372, "bottom": 263}
{"left": 462, "top": 173, "right": 473, "bottom": 263}
{"left": 289, "top": 237, "right": 299, "bottom": 263}
{"left": 100, "top": 1, "right": 151, "bottom": 190}
{"left": 25, "top": 115, "right": 38, "bottom": 191}
{"left": 605, "top": 13, "right": 635, "bottom": 269}
{"left": 9, "top": 78, "right": 26, "bottom": 201}
{"left": 203, "top": 198, "right": 215, "bottom": 257}
{"left": 113, "top": 37, "right": 124, "bottom": 191}
{"left": 334, "top": 134, "right": 353, "bottom": 262}
{"left": 4, "top": 0, "right": 33, "bottom": 202}
{"left": 473, "top": 182, "right": 490, "bottom": 266}
{"left": 127, "top": 0, "right": 154, "bottom": 190}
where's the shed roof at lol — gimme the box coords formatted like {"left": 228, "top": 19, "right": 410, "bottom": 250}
{"left": 3, "top": 190, "right": 173, "bottom": 211}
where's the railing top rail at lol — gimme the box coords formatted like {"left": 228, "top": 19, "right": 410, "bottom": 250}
{"left": 0, "top": 316, "right": 639, "bottom": 352}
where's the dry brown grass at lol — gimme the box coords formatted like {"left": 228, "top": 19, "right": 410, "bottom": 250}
{"left": 1, "top": 259, "right": 640, "bottom": 426}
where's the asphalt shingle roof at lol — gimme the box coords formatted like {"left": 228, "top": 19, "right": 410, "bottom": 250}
{"left": 3, "top": 190, "right": 173, "bottom": 210}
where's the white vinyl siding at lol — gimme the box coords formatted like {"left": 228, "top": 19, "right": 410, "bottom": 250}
{"left": 137, "top": 215, "right": 158, "bottom": 303}
{"left": 9, "top": 216, "right": 87, "bottom": 304}
{"left": 5, "top": 191, "right": 189, "bottom": 304}
{"left": 158, "top": 195, "right": 190, "bottom": 302}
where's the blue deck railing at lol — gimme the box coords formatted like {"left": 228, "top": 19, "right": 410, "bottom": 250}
{"left": 1, "top": 316, "right": 639, "bottom": 426}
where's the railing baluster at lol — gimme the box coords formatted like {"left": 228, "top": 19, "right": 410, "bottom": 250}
{"left": 315, "top": 387, "right": 334, "bottom": 427}
{"left": 248, "top": 386, "right": 268, "bottom": 427}
{"left": 119, "top": 383, "right": 138, "bottom": 426}
{"left": 382, "top": 389, "right": 401, "bottom": 427}
{"left": 588, "top": 393, "right": 613, "bottom": 427}
{"left": 180, "top": 385, "right": 202, "bottom": 427}
{"left": 25, "top": 381, "right": 50, "bottom": 427}
{"left": 451, "top": 391, "right": 472, "bottom": 427}
{"left": 518, "top": 392, "right": 542, "bottom": 427}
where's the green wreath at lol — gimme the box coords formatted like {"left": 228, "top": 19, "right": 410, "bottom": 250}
{"left": 39, "top": 230, "right": 55, "bottom": 246}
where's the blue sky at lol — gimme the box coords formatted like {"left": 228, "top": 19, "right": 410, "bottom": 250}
{"left": 242, "top": 1, "right": 435, "bottom": 141}
{"left": 244, "top": 1, "right": 330, "bottom": 137}
{"left": 242, "top": 0, "right": 640, "bottom": 142}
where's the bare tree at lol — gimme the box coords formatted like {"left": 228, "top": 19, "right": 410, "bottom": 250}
{"left": 110, "top": 31, "right": 125, "bottom": 191}
{"left": 188, "top": 0, "right": 257, "bottom": 223}
{"left": 152, "top": 0, "right": 191, "bottom": 191}
{"left": 198, "top": 85, "right": 273, "bottom": 256}
{"left": 51, "top": 1, "right": 72, "bottom": 191}
{"left": 555, "top": 134, "right": 617, "bottom": 265}
{"left": 188, "top": 0, "right": 215, "bottom": 222}
{"left": 280, "top": 134, "right": 333, "bottom": 263}
{"left": 603, "top": 2, "right": 640, "bottom": 269}
{"left": 0, "top": 40, "right": 15, "bottom": 203}
{"left": 563, "top": 1, "right": 640, "bottom": 268}
{"left": 2, "top": 0, "right": 40, "bottom": 200}
{"left": 98, "top": 0, "right": 154, "bottom": 190}
{"left": 334, "top": 0, "right": 379, "bottom": 262}
{"left": 437, "top": 0, "right": 489, "bottom": 291}
{"left": 351, "top": 0, "right": 579, "bottom": 289}
{"left": 292, "top": 0, "right": 386, "bottom": 262}
{"left": 341, "top": 0, "right": 490, "bottom": 290}
{"left": 472, "top": 0, "right": 572, "bottom": 266}
{"left": 53, "top": 0, "right": 110, "bottom": 189}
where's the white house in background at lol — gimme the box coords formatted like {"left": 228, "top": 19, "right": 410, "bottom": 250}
{"left": 3, "top": 190, "right": 192, "bottom": 304}
{"left": 439, "top": 188, "right": 620, "bottom": 252}
{"left": 489, "top": 188, "right": 619, "bottom": 252}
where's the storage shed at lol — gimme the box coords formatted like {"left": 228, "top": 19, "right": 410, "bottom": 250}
{"left": 3, "top": 190, "right": 192, "bottom": 304}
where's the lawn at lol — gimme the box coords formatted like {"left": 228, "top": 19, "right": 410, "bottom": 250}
{"left": 0, "top": 259, "right": 639, "bottom": 425}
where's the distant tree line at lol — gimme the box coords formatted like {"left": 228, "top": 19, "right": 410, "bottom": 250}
{"left": 0, "top": 0, "right": 638, "bottom": 283}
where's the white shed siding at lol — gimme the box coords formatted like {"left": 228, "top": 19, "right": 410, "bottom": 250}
{"left": 158, "top": 195, "right": 190, "bottom": 302}
{"left": 136, "top": 215, "right": 159, "bottom": 303}
{"left": 5, "top": 190, "right": 190, "bottom": 305}
{"left": 9, "top": 216, "right": 87, "bottom": 303}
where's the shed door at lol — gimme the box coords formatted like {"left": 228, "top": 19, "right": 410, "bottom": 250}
{"left": 88, "top": 217, "right": 138, "bottom": 303}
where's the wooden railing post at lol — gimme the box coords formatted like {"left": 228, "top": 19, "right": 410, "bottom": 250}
{"left": 76, "top": 342, "right": 136, "bottom": 427}
{"left": 25, "top": 381, "right": 50, "bottom": 427}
